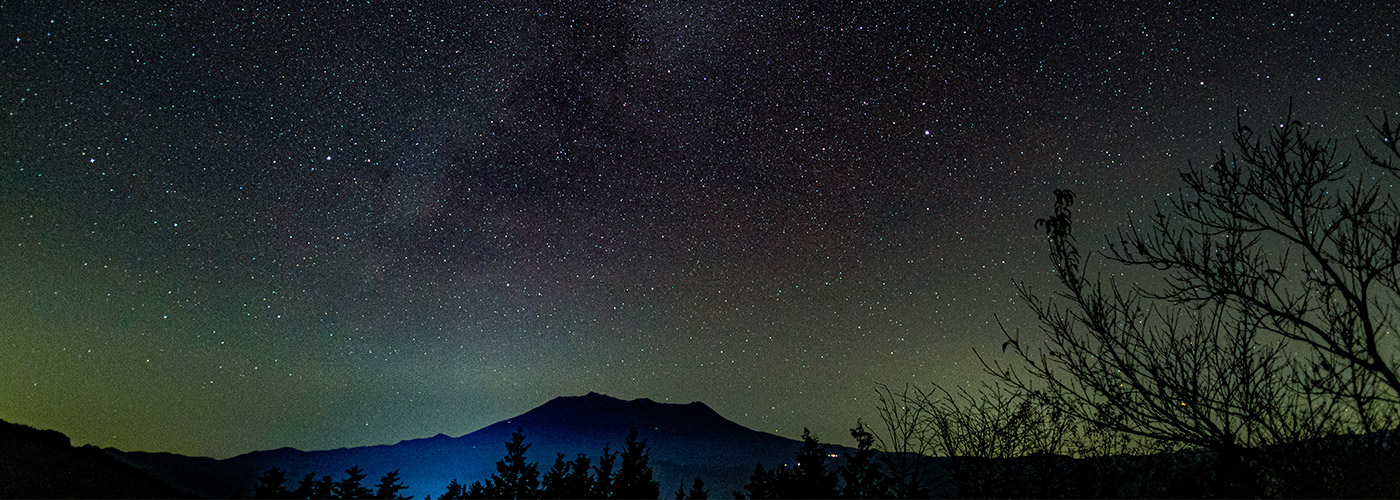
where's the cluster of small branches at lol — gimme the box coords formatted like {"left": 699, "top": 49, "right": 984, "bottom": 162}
{"left": 984, "top": 109, "right": 1400, "bottom": 496}
{"left": 870, "top": 108, "right": 1400, "bottom": 498}
{"left": 1111, "top": 113, "right": 1400, "bottom": 424}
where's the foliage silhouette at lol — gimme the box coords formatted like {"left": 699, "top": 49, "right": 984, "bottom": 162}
{"left": 591, "top": 444, "right": 617, "bottom": 499}
{"left": 332, "top": 465, "right": 373, "bottom": 499}
{"left": 416, "top": 427, "right": 668, "bottom": 499}
{"left": 243, "top": 420, "right": 686, "bottom": 498}
{"left": 737, "top": 428, "right": 851, "bottom": 499}
{"left": 540, "top": 453, "right": 594, "bottom": 498}
{"left": 674, "top": 477, "right": 708, "bottom": 500}
{"left": 260, "top": 465, "right": 402, "bottom": 499}
{"left": 836, "top": 421, "right": 889, "bottom": 499}
{"left": 540, "top": 453, "right": 572, "bottom": 499}
{"left": 738, "top": 463, "right": 777, "bottom": 499}
{"left": 472, "top": 428, "right": 540, "bottom": 499}
{"left": 791, "top": 429, "right": 838, "bottom": 498}
{"left": 253, "top": 467, "right": 291, "bottom": 499}
{"left": 290, "top": 472, "right": 335, "bottom": 499}
{"left": 373, "top": 469, "right": 408, "bottom": 499}
{"left": 614, "top": 425, "right": 662, "bottom": 499}
{"left": 438, "top": 478, "right": 464, "bottom": 500}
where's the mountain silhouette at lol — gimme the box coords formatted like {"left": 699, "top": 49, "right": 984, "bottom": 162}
{"left": 106, "top": 392, "right": 826, "bottom": 498}
{"left": 0, "top": 420, "right": 189, "bottom": 498}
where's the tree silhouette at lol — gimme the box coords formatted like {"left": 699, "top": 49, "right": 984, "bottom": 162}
{"left": 736, "top": 430, "right": 844, "bottom": 499}
{"left": 590, "top": 444, "right": 616, "bottom": 499}
{"left": 789, "top": 429, "right": 837, "bottom": 499}
{"left": 674, "top": 477, "right": 707, "bottom": 500}
{"left": 289, "top": 472, "right": 335, "bottom": 499}
{"left": 333, "top": 466, "right": 374, "bottom": 499}
{"left": 373, "top": 469, "right": 409, "bottom": 499}
{"left": 464, "top": 480, "right": 489, "bottom": 499}
{"left": 1114, "top": 112, "right": 1400, "bottom": 412}
{"left": 562, "top": 454, "right": 592, "bottom": 498}
{"left": 869, "top": 385, "right": 935, "bottom": 498}
{"left": 685, "top": 477, "right": 708, "bottom": 500}
{"left": 317, "top": 476, "right": 336, "bottom": 499}
{"left": 253, "top": 467, "right": 291, "bottom": 499}
{"left": 884, "top": 381, "right": 1091, "bottom": 496}
{"left": 438, "top": 479, "right": 464, "bottom": 500}
{"left": 613, "top": 425, "right": 660, "bottom": 499}
{"left": 537, "top": 453, "right": 592, "bottom": 498}
{"left": 739, "top": 463, "right": 777, "bottom": 499}
{"left": 541, "top": 454, "right": 571, "bottom": 499}
{"left": 479, "top": 428, "right": 541, "bottom": 499}
{"left": 540, "top": 453, "right": 596, "bottom": 499}
{"left": 837, "top": 421, "right": 888, "bottom": 499}
{"left": 984, "top": 110, "right": 1400, "bottom": 496}
{"left": 291, "top": 473, "right": 314, "bottom": 499}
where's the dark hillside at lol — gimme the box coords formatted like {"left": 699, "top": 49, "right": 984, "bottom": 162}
{"left": 0, "top": 419, "right": 189, "bottom": 498}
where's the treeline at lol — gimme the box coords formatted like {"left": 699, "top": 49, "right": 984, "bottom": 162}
{"left": 737, "top": 426, "right": 890, "bottom": 499}
{"left": 250, "top": 465, "right": 406, "bottom": 500}
{"left": 247, "top": 423, "right": 902, "bottom": 500}
{"left": 247, "top": 426, "right": 670, "bottom": 500}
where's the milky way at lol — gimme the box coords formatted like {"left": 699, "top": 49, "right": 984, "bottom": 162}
{"left": 2, "top": 0, "right": 1396, "bottom": 457}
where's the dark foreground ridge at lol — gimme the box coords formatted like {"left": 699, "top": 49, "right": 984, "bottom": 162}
{"left": 0, "top": 419, "right": 188, "bottom": 498}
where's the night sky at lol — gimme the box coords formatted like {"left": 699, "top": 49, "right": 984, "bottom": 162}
{"left": 3, "top": 0, "right": 1397, "bottom": 459}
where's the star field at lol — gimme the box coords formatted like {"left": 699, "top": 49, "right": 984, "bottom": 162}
{"left": 2, "top": 0, "right": 1397, "bottom": 457}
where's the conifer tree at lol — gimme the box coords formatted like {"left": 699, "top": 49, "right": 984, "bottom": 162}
{"left": 739, "top": 431, "right": 850, "bottom": 499}
{"left": 541, "top": 454, "right": 571, "bottom": 499}
{"left": 563, "top": 454, "right": 592, "bottom": 498}
{"left": 254, "top": 467, "right": 291, "bottom": 499}
{"left": 373, "top": 469, "right": 409, "bottom": 499}
{"left": 292, "top": 472, "right": 335, "bottom": 499}
{"left": 484, "top": 428, "right": 540, "bottom": 499}
{"left": 790, "top": 429, "right": 837, "bottom": 498}
{"left": 614, "top": 425, "right": 660, "bottom": 499}
{"left": 439, "top": 479, "right": 463, "bottom": 500}
{"left": 686, "top": 477, "right": 708, "bottom": 500}
{"left": 314, "top": 475, "right": 335, "bottom": 499}
{"left": 838, "top": 421, "right": 889, "bottom": 499}
{"left": 464, "top": 481, "right": 488, "bottom": 499}
{"left": 291, "top": 473, "right": 317, "bottom": 499}
{"left": 591, "top": 444, "right": 617, "bottom": 499}
{"left": 741, "top": 464, "right": 777, "bottom": 499}
{"left": 333, "top": 466, "right": 373, "bottom": 499}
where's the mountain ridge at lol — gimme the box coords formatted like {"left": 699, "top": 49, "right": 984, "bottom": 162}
{"left": 101, "top": 392, "right": 826, "bottom": 499}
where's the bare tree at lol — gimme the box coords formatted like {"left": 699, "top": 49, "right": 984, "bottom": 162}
{"left": 986, "top": 110, "right": 1400, "bottom": 496}
{"left": 1110, "top": 112, "right": 1400, "bottom": 425}
{"left": 911, "top": 383, "right": 1073, "bottom": 496}
{"left": 874, "top": 378, "right": 1168, "bottom": 496}
{"left": 871, "top": 384, "right": 939, "bottom": 498}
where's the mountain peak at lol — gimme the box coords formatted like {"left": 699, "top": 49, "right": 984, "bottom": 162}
{"left": 503, "top": 393, "right": 738, "bottom": 439}
{"left": 550, "top": 393, "right": 713, "bottom": 413}
{"left": 580, "top": 391, "right": 622, "bottom": 401}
